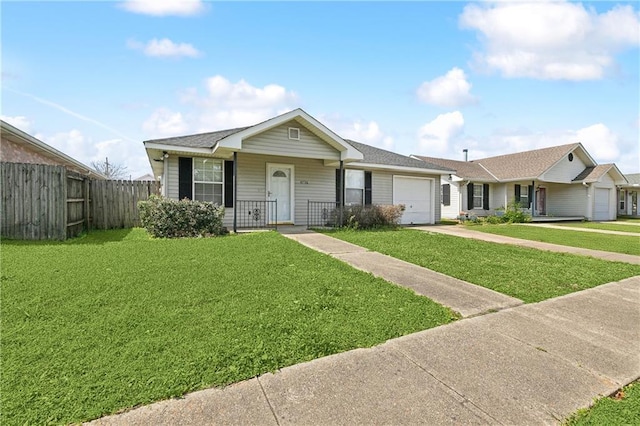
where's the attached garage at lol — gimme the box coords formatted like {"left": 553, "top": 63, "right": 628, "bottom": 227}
{"left": 393, "top": 176, "right": 434, "bottom": 225}
{"left": 593, "top": 188, "right": 612, "bottom": 221}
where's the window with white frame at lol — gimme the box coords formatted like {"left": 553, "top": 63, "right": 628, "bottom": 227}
{"left": 619, "top": 190, "right": 625, "bottom": 210}
{"left": 473, "top": 184, "right": 483, "bottom": 208}
{"left": 519, "top": 185, "right": 528, "bottom": 206}
{"left": 193, "top": 158, "right": 223, "bottom": 204}
{"left": 345, "top": 169, "right": 364, "bottom": 205}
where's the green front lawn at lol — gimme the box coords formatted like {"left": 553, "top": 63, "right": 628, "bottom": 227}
{"left": 564, "top": 381, "right": 640, "bottom": 425}
{"left": 327, "top": 228, "right": 640, "bottom": 303}
{"left": 1, "top": 229, "right": 457, "bottom": 425}
{"left": 556, "top": 222, "right": 640, "bottom": 234}
{"left": 469, "top": 224, "right": 640, "bottom": 256}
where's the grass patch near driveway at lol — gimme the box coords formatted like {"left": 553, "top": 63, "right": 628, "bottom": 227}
{"left": 469, "top": 224, "right": 640, "bottom": 256}
{"left": 326, "top": 228, "right": 640, "bottom": 303}
{"left": 1, "top": 229, "right": 457, "bottom": 425}
{"left": 564, "top": 381, "right": 640, "bottom": 425}
{"left": 556, "top": 222, "right": 640, "bottom": 233}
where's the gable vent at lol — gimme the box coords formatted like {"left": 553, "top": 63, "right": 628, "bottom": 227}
{"left": 288, "top": 127, "right": 300, "bottom": 140}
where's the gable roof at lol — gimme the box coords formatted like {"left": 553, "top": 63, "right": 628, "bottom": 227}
{"left": 411, "top": 155, "right": 496, "bottom": 181}
{"left": 146, "top": 127, "right": 248, "bottom": 149}
{"left": 346, "top": 140, "right": 453, "bottom": 172}
{"left": 624, "top": 173, "right": 640, "bottom": 186}
{"left": 1, "top": 120, "right": 106, "bottom": 179}
{"left": 474, "top": 143, "right": 584, "bottom": 180}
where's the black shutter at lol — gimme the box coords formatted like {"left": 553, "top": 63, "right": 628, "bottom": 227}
{"left": 224, "top": 161, "right": 234, "bottom": 208}
{"left": 515, "top": 184, "right": 521, "bottom": 206}
{"left": 528, "top": 185, "right": 534, "bottom": 208}
{"left": 178, "top": 157, "right": 192, "bottom": 200}
{"left": 483, "top": 184, "right": 490, "bottom": 210}
{"left": 442, "top": 184, "right": 451, "bottom": 206}
{"left": 467, "top": 183, "right": 474, "bottom": 209}
{"left": 364, "top": 171, "right": 372, "bottom": 205}
{"left": 335, "top": 169, "right": 341, "bottom": 204}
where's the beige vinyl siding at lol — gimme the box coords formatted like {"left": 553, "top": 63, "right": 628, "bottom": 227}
{"left": 166, "top": 156, "right": 179, "bottom": 199}
{"left": 544, "top": 183, "right": 587, "bottom": 217}
{"left": 491, "top": 183, "right": 506, "bottom": 210}
{"left": 372, "top": 171, "right": 393, "bottom": 205}
{"left": 225, "top": 152, "right": 334, "bottom": 226}
{"left": 242, "top": 121, "right": 340, "bottom": 160}
{"left": 541, "top": 152, "right": 586, "bottom": 183}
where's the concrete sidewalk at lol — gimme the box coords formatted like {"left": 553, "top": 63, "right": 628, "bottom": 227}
{"left": 419, "top": 225, "right": 640, "bottom": 265}
{"left": 282, "top": 231, "right": 523, "bottom": 318}
{"left": 90, "top": 276, "right": 640, "bottom": 425}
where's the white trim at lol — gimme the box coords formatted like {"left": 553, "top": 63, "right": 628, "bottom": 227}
{"left": 192, "top": 158, "right": 224, "bottom": 205}
{"left": 144, "top": 142, "right": 212, "bottom": 155}
{"left": 392, "top": 175, "right": 435, "bottom": 224}
{"left": 288, "top": 127, "right": 300, "bottom": 140}
{"left": 351, "top": 162, "right": 447, "bottom": 175}
{"left": 266, "top": 163, "right": 295, "bottom": 224}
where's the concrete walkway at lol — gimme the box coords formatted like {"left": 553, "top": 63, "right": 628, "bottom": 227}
{"left": 524, "top": 222, "right": 639, "bottom": 236}
{"left": 90, "top": 276, "right": 640, "bottom": 425}
{"left": 282, "top": 231, "right": 523, "bottom": 318}
{"left": 418, "top": 225, "right": 640, "bottom": 265}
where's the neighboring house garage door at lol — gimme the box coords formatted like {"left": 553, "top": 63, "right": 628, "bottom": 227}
{"left": 594, "top": 188, "right": 611, "bottom": 221}
{"left": 393, "top": 176, "right": 433, "bottom": 225}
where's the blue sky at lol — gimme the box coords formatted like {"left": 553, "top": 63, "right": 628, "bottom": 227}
{"left": 2, "top": 0, "right": 639, "bottom": 178}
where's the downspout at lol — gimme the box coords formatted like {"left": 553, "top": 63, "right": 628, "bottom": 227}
{"left": 233, "top": 151, "right": 238, "bottom": 233}
{"left": 339, "top": 160, "right": 344, "bottom": 225}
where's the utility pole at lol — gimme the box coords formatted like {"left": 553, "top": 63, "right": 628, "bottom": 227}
{"left": 105, "top": 157, "right": 110, "bottom": 177}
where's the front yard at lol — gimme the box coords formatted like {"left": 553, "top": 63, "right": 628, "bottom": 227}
{"left": 556, "top": 221, "right": 640, "bottom": 234}
{"left": 327, "top": 228, "right": 640, "bottom": 303}
{"left": 1, "top": 229, "right": 457, "bottom": 425}
{"left": 468, "top": 224, "right": 640, "bottom": 256}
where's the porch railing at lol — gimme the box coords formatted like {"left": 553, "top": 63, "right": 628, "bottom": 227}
{"left": 307, "top": 201, "right": 341, "bottom": 229}
{"left": 236, "top": 200, "right": 277, "bottom": 230}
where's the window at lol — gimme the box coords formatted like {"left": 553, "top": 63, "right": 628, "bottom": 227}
{"left": 519, "top": 185, "right": 528, "bottom": 206}
{"left": 441, "top": 183, "right": 451, "bottom": 206}
{"left": 193, "top": 158, "right": 223, "bottom": 204}
{"left": 345, "top": 169, "right": 364, "bottom": 205}
{"left": 473, "top": 184, "right": 483, "bottom": 208}
{"left": 288, "top": 127, "right": 300, "bottom": 140}
{"left": 619, "top": 190, "right": 625, "bottom": 210}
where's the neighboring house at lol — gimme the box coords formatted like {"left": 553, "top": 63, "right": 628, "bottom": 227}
{"left": 144, "top": 109, "right": 453, "bottom": 230}
{"left": 134, "top": 173, "right": 157, "bottom": 181}
{"left": 1, "top": 120, "right": 105, "bottom": 179}
{"left": 413, "top": 143, "right": 627, "bottom": 221}
{"left": 619, "top": 173, "right": 640, "bottom": 217}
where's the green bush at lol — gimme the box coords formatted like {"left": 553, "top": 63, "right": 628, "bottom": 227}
{"left": 333, "top": 204, "right": 405, "bottom": 229}
{"left": 503, "top": 200, "right": 531, "bottom": 223}
{"left": 138, "top": 195, "right": 226, "bottom": 238}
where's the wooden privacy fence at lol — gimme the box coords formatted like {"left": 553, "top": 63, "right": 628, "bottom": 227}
{"left": 1, "top": 162, "right": 160, "bottom": 240}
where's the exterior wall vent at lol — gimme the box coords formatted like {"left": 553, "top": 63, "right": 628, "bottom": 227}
{"left": 288, "top": 127, "right": 300, "bottom": 140}
{"left": 568, "top": 153, "right": 574, "bottom": 162}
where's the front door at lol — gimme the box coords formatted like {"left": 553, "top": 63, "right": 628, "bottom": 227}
{"left": 536, "top": 187, "right": 546, "bottom": 215}
{"left": 267, "top": 164, "right": 294, "bottom": 223}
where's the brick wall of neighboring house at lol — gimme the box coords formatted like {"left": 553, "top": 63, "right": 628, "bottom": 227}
{"left": 1, "top": 136, "right": 61, "bottom": 166}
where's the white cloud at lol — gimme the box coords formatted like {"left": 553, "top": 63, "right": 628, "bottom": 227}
{"left": 417, "top": 111, "right": 465, "bottom": 155}
{"left": 320, "top": 115, "right": 394, "bottom": 150}
{"left": 119, "top": 0, "right": 206, "bottom": 17}
{"left": 142, "top": 108, "right": 190, "bottom": 137}
{"left": 1, "top": 115, "right": 32, "bottom": 132}
{"left": 417, "top": 68, "right": 477, "bottom": 107}
{"left": 460, "top": 1, "right": 640, "bottom": 80}
{"left": 142, "top": 75, "right": 298, "bottom": 136}
{"left": 127, "top": 38, "right": 202, "bottom": 58}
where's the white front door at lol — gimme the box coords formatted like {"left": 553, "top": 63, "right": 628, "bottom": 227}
{"left": 267, "top": 164, "right": 294, "bottom": 223}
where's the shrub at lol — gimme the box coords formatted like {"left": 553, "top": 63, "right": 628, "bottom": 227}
{"left": 138, "top": 195, "right": 226, "bottom": 238}
{"left": 333, "top": 204, "right": 404, "bottom": 229}
{"left": 484, "top": 215, "right": 504, "bottom": 224}
{"left": 503, "top": 199, "right": 531, "bottom": 223}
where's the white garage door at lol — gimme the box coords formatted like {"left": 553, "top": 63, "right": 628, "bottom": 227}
{"left": 393, "top": 176, "right": 433, "bottom": 225}
{"left": 594, "top": 188, "right": 611, "bottom": 221}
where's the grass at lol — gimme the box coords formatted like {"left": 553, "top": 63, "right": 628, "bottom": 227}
{"left": 326, "top": 228, "right": 640, "bottom": 303}
{"left": 1, "top": 229, "right": 457, "bottom": 425}
{"left": 556, "top": 222, "right": 640, "bottom": 234}
{"left": 467, "top": 224, "right": 640, "bottom": 256}
{"left": 564, "top": 381, "right": 640, "bottom": 425}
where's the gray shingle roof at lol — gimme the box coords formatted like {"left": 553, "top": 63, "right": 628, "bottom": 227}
{"left": 412, "top": 156, "right": 496, "bottom": 181}
{"left": 144, "top": 127, "right": 249, "bottom": 148}
{"left": 625, "top": 173, "right": 640, "bottom": 185}
{"left": 345, "top": 140, "right": 453, "bottom": 172}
